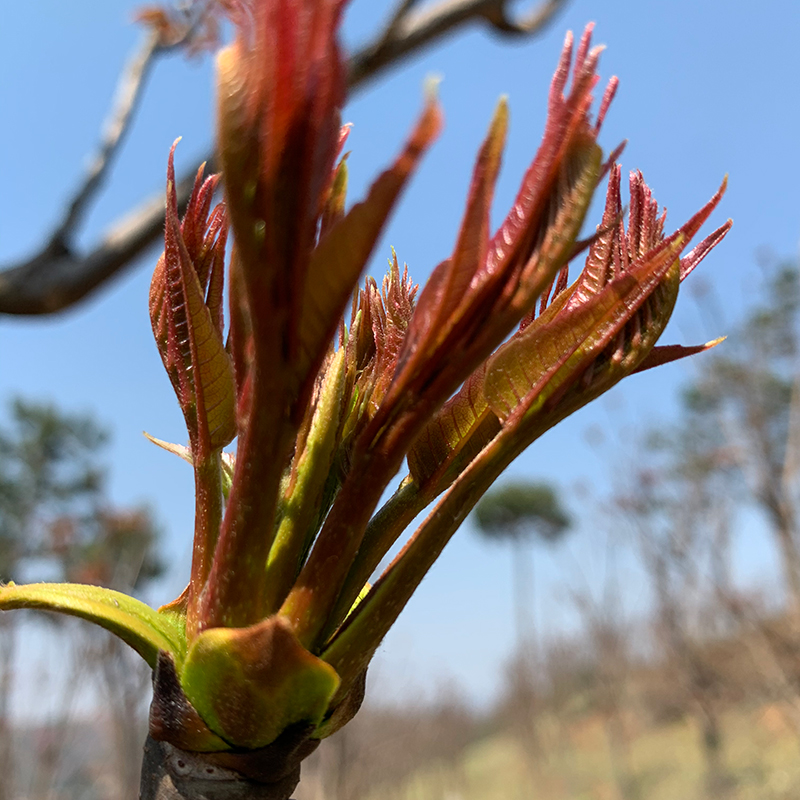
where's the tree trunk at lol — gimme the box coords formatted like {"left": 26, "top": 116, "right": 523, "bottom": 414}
{"left": 510, "top": 538, "right": 541, "bottom": 767}
{"left": 694, "top": 696, "right": 730, "bottom": 798}
{"left": 773, "top": 511, "right": 800, "bottom": 616}
{"left": 511, "top": 538, "right": 534, "bottom": 655}
{"left": 139, "top": 736, "right": 313, "bottom": 800}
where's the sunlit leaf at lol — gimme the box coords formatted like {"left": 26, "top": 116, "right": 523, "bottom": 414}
{"left": 634, "top": 338, "right": 726, "bottom": 373}
{"left": 0, "top": 582, "right": 186, "bottom": 668}
{"left": 408, "top": 365, "right": 498, "bottom": 492}
{"left": 150, "top": 144, "right": 236, "bottom": 455}
{"left": 398, "top": 100, "right": 507, "bottom": 380}
{"left": 485, "top": 244, "right": 682, "bottom": 422}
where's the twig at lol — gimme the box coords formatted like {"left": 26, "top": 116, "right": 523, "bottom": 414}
{"left": 378, "top": 0, "right": 425, "bottom": 49}
{"left": 347, "top": 0, "right": 565, "bottom": 85}
{"left": 0, "top": 0, "right": 567, "bottom": 315}
{"left": 0, "top": 165, "right": 207, "bottom": 314}
{"left": 50, "top": 30, "right": 162, "bottom": 249}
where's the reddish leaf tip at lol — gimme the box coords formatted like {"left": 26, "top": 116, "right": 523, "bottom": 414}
{"left": 633, "top": 336, "right": 727, "bottom": 374}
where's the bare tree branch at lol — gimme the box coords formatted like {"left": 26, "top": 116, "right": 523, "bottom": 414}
{"left": 51, "top": 32, "right": 162, "bottom": 248}
{"left": 0, "top": 0, "right": 566, "bottom": 316}
{"left": 347, "top": 0, "right": 565, "bottom": 85}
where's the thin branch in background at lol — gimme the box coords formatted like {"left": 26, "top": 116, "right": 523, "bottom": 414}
{"left": 377, "top": 0, "right": 425, "bottom": 49}
{"left": 0, "top": 0, "right": 566, "bottom": 316}
{"left": 50, "top": 0, "right": 226, "bottom": 249}
{"left": 782, "top": 372, "right": 800, "bottom": 498}
{"left": 48, "top": 31, "right": 161, "bottom": 251}
{"left": 346, "top": 0, "right": 565, "bottom": 85}
{"left": 720, "top": 588, "right": 800, "bottom": 739}
{"left": 22, "top": 633, "right": 87, "bottom": 799}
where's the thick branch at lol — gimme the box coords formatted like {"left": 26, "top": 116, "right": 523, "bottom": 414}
{"left": 347, "top": 0, "right": 566, "bottom": 86}
{"left": 0, "top": 165, "right": 208, "bottom": 315}
{"left": 0, "top": 0, "right": 565, "bottom": 316}
{"left": 140, "top": 737, "right": 303, "bottom": 800}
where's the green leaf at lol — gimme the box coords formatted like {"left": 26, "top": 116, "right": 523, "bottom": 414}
{"left": 180, "top": 616, "right": 340, "bottom": 749}
{"left": 0, "top": 582, "right": 186, "bottom": 668}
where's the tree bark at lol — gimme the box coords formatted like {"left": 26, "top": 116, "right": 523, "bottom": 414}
{"left": 139, "top": 734, "right": 319, "bottom": 800}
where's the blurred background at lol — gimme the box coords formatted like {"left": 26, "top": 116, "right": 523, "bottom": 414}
{"left": 1, "top": 0, "right": 799, "bottom": 797}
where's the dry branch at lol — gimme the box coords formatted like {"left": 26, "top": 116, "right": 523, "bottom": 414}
{"left": 0, "top": 0, "right": 565, "bottom": 316}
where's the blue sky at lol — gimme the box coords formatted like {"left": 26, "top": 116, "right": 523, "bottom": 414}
{"left": 2, "top": 0, "right": 800, "bottom": 712}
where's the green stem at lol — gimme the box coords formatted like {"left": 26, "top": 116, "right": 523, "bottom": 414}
{"left": 187, "top": 451, "right": 223, "bottom": 638}
{"left": 264, "top": 349, "right": 346, "bottom": 614}
{"left": 321, "top": 407, "right": 554, "bottom": 691}
{"left": 323, "top": 477, "right": 423, "bottom": 642}
{"left": 196, "top": 363, "right": 296, "bottom": 629}
{"left": 280, "top": 395, "right": 443, "bottom": 650}
{"left": 279, "top": 448, "right": 394, "bottom": 649}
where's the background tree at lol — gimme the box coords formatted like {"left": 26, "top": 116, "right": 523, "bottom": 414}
{"left": 474, "top": 480, "right": 571, "bottom": 772}
{"left": 615, "top": 455, "right": 734, "bottom": 797}
{"left": 568, "top": 541, "right": 638, "bottom": 800}
{"left": 601, "top": 259, "right": 800, "bottom": 797}
{"left": 475, "top": 480, "right": 571, "bottom": 652}
{"left": 0, "top": 399, "right": 107, "bottom": 582}
{"left": 681, "top": 261, "right": 800, "bottom": 614}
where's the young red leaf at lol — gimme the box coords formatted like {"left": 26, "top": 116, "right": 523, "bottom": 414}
{"left": 149, "top": 143, "right": 236, "bottom": 456}
{"left": 634, "top": 337, "right": 726, "bottom": 373}
{"left": 484, "top": 245, "right": 682, "bottom": 423}
{"left": 322, "top": 169, "right": 730, "bottom": 693}
{"left": 295, "top": 95, "right": 442, "bottom": 401}
{"left": 281, "top": 26, "right": 610, "bottom": 651}
{"left": 393, "top": 99, "right": 508, "bottom": 391}
{"left": 149, "top": 144, "right": 236, "bottom": 638}
{"left": 370, "top": 34, "right": 610, "bottom": 459}
{"left": 407, "top": 365, "right": 497, "bottom": 490}
{"left": 216, "top": 0, "right": 347, "bottom": 401}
